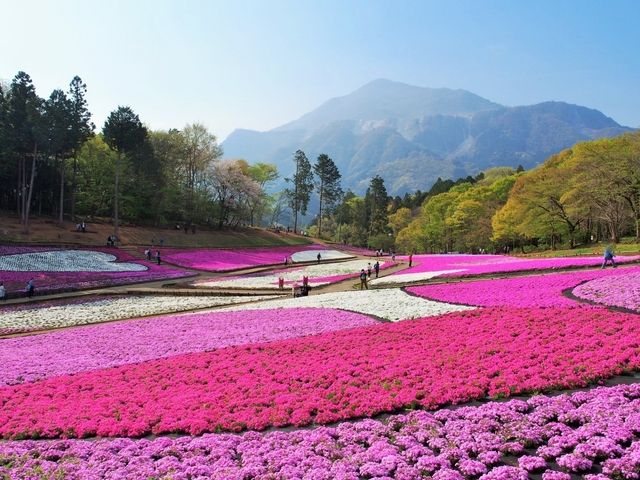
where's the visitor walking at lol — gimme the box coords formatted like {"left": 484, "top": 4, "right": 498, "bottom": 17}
{"left": 602, "top": 247, "right": 617, "bottom": 269}
{"left": 159, "top": 238, "right": 164, "bottom": 247}
{"left": 156, "top": 251, "right": 162, "bottom": 265}
{"left": 26, "top": 278, "right": 35, "bottom": 299}
{"left": 0, "top": 282, "right": 5, "bottom": 301}
{"left": 317, "top": 253, "right": 322, "bottom": 264}
{"left": 145, "top": 249, "right": 151, "bottom": 261}
{"left": 367, "top": 262, "right": 372, "bottom": 278}
{"left": 374, "top": 261, "right": 380, "bottom": 278}
{"left": 359, "top": 269, "right": 368, "bottom": 290}
{"left": 409, "top": 254, "right": 413, "bottom": 267}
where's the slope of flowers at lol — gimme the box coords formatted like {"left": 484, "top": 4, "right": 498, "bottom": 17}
{"left": 0, "top": 294, "right": 274, "bottom": 335}
{"left": 0, "top": 308, "right": 375, "bottom": 386}
{"left": 2, "top": 383, "right": 640, "bottom": 478}
{"left": 2, "top": 306, "right": 640, "bottom": 439}
{"left": 192, "top": 259, "right": 395, "bottom": 289}
{"left": 158, "top": 245, "right": 352, "bottom": 271}
{"left": 0, "top": 247, "right": 194, "bottom": 294}
{"left": 376, "top": 253, "right": 640, "bottom": 284}
{"left": 217, "top": 288, "right": 474, "bottom": 321}
{"left": 573, "top": 271, "right": 640, "bottom": 312}
{"left": 407, "top": 267, "right": 640, "bottom": 308}
{"left": 0, "top": 249, "right": 147, "bottom": 272}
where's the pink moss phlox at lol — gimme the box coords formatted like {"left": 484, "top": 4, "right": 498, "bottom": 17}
{"left": 157, "top": 244, "right": 330, "bottom": 271}
{"left": 1, "top": 383, "right": 640, "bottom": 478}
{"left": 2, "top": 306, "right": 640, "bottom": 439}
{"left": 407, "top": 267, "right": 640, "bottom": 308}
{"left": 573, "top": 271, "right": 640, "bottom": 311}
{"left": 392, "top": 254, "right": 640, "bottom": 278}
{"left": 0, "top": 308, "right": 377, "bottom": 386}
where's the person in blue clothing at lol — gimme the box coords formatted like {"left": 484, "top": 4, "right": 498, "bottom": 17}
{"left": 602, "top": 247, "right": 617, "bottom": 269}
{"left": 26, "top": 278, "right": 35, "bottom": 298}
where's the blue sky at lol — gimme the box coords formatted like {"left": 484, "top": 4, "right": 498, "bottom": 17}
{"left": 2, "top": 0, "right": 639, "bottom": 142}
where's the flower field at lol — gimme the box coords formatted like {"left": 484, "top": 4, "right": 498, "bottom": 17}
{"left": 0, "top": 294, "right": 274, "bottom": 335}
{"left": 0, "top": 247, "right": 194, "bottom": 295}
{"left": 2, "top": 383, "right": 640, "bottom": 479}
{"left": 1, "top": 305, "right": 640, "bottom": 440}
{"left": 574, "top": 271, "right": 640, "bottom": 312}
{"left": 375, "top": 253, "right": 640, "bottom": 285}
{"left": 158, "top": 245, "right": 352, "bottom": 271}
{"left": 217, "top": 288, "right": 474, "bottom": 321}
{"left": 2, "top": 250, "right": 640, "bottom": 478}
{"left": 192, "top": 259, "right": 396, "bottom": 289}
{"left": 407, "top": 266, "right": 640, "bottom": 308}
{"left": 0, "top": 308, "right": 375, "bottom": 386}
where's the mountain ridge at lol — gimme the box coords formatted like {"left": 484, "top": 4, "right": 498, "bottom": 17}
{"left": 222, "top": 79, "right": 633, "bottom": 196}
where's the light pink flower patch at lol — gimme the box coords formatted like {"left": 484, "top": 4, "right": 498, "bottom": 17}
{"left": 573, "top": 271, "right": 640, "bottom": 311}
{"left": 0, "top": 308, "right": 377, "bottom": 386}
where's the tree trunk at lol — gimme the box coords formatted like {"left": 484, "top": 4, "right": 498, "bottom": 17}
{"left": 113, "top": 151, "right": 121, "bottom": 242}
{"left": 23, "top": 142, "right": 38, "bottom": 235}
{"left": 318, "top": 182, "right": 324, "bottom": 238}
{"left": 71, "top": 156, "right": 78, "bottom": 221}
{"left": 17, "top": 154, "right": 24, "bottom": 217}
{"left": 58, "top": 154, "right": 65, "bottom": 228}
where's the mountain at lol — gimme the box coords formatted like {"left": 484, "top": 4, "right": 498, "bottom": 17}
{"left": 222, "top": 79, "right": 633, "bottom": 196}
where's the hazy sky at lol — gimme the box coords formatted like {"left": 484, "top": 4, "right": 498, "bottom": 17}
{"left": 2, "top": 0, "right": 639, "bottom": 143}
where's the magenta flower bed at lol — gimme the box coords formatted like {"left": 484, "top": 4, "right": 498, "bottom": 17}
{"left": 407, "top": 267, "right": 640, "bottom": 308}
{"left": 0, "top": 247, "right": 194, "bottom": 294}
{"left": 0, "top": 308, "right": 377, "bottom": 386}
{"left": 2, "top": 384, "right": 640, "bottom": 479}
{"left": 391, "top": 253, "right": 640, "bottom": 278}
{"left": 157, "top": 244, "right": 330, "bottom": 271}
{"left": 573, "top": 271, "right": 640, "bottom": 311}
{"left": 2, "top": 305, "right": 640, "bottom": 439}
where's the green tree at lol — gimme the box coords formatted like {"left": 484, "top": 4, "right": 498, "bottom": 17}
{"left": 67, "top": 76, "right": 94, "bottom": 221}
{"left": 284, "top": 150, "right": 314, "bottom": 233}
{"left": 42, "top": 89, "right": 73, "bottom": 227}
{"left": 75, "top": 136, "right": 118, "bottom": 218}
{"left": 179, "top": 123, "right": 223, "bottom": 224}
{"left": 313, "top": 153, "right": 343, "bottom": 237}
{"left": 573, "top": 135, "right": 640, "bottom": 242}
{"left": 103, "top": 106, "right": 147, "bottom": 241}
{"left": 5, "top": 72, "right": 43, "bottom": 229}
{"left": 365, "top": 175, "right": 390, "bottom": 242}
{"left": 247, "top": 162, "right": 279, "bottom": 226}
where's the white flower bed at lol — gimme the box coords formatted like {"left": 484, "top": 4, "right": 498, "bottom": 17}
{"left": 217, "top": 288, "right": 475, "bottom": 322}
{"left": 291, "top": 249, "right": 353, "bottom": 262}
{"left": 0, "top": 250, "right": 147, "bottom": 272}
{"left": 193, "top": 259, "right": 385, "bottom": 289}
{"left": 0, "top": 295, "right": 274, "bottom": 332}
{"left": 369, "top": 269, "right": 466, "bottom": 286}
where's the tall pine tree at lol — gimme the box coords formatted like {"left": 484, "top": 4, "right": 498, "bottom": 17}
{"left": 284, "top": 150, "right": 313, "bottom": 233}
{"left": 103, "top": 106, "right": 147, "bottom": 241}
{"left": 313, "top": 153, "right": 343, "bottom": 237}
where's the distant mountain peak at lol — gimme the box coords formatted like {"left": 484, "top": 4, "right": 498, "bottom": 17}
{"left": 273, "top": 79, "right": 504, "bottom": 134}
